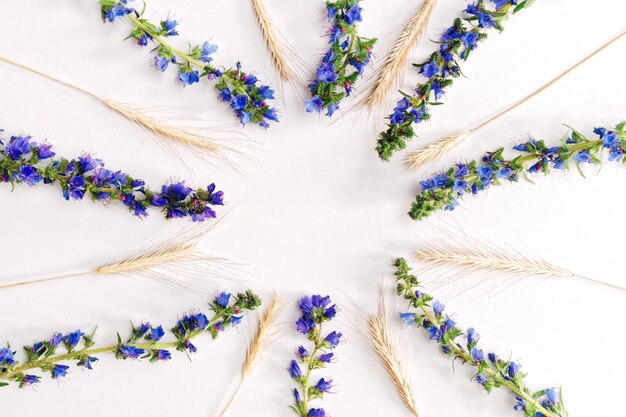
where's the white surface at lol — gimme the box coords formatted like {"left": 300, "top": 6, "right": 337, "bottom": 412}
{"left": 0, "top": 0, "right": 625, "bottom": 416}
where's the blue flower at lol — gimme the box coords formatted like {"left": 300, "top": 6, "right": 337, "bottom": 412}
{"left": 432, "top": 300, "right": 445, "bottom": 315}
{"left": 390, "top": 111, "right": 405, "bottom": 125}
{"left": 305, "top": 96, "right": 324, "bottom": 113}
{"left": 315, "top": 378, "right": 333, "bottom": 393}
{"left": 477, "top": 165, "right": 494, "bottom": 183}
{"left": 421, "top": 60, "right": 440, "bottom": 78}
{"left": 106, "top": 4, "right": 132, "bottom": 22}
{"left": 150, "top": 325, "right": 164, "bottom": 342}
{"left": 317, "top": 64, "right": 338, "bottom": 83}
{"left": 16, "top": 165, "right": 42, "bottom": 186}
{"left": 231, "top": 315, "right": 243, "bottom": 326}
{"left": 326, "top": 103, "right": 339, "bottom": 117}
{"left": 431, "top": 82, "right": 444, "bottom": 100}
{"left": 326, "top": 4, "right": 338, "bottom": 20}
{"left": 477, "top": 12, "right": 496, "bottom": 28}
{"left": 22, "top": 375, "right": 40, "bottom": 386}
{"left": 476, "top": 374, "right": 488, "bottom": 384}
{"left": 183, "top": 339, "right": 197, "bottom": 353}
{"left": 298, "top": 346, "right": 309, "bottom": 359}
{"left": 118, "top": 345, "right": 145, "bottom": 359}
{"left": 545, "top": 388, "right": 559, "bottom": 406}
{"left": 324, "top": 331, "right": 342, "bottom": 348}
{"left": 467, "top": 327, "right": 479, "bottom": 345}
{"left": 461, "top": 31, "right": 478, "bottom": 48}
{"left": 296, "top": 316, "right": 314, "bottom": 334}
{"left": 216, "top": 292, "right": 231, "bottom": 308}
{"left": 63, "top": 330, "right": 85, "bottom": 350}
{"left": 37, "top": 143, "right": 55, "bottom": 159}
{"left": 602, "top": 131, "right": 619, "bottom": 147}
{"left": 344, "top": 5, "right": 363, "bottom": 24}
{"left": 231, "top": 95, "right": 248, "bottom": 110}
{"left": 5, "top": 135, "right": 31, "bottom": 160}
{"left": 258, "top": 85, "right": 275, "bottom": 100}
{"left": 153, "top": 56, "right": 169, "bottom": 72}
{"left": 454, "top": 163, "right": 469, "bottom": 178}
{"left": 77, "top": 356, "right": 99, "bottom": 370}
{"left": 496, "top": 167, "right": 512, "bottom": 179}
{"left": 289, "top": 359, "right": 302, "bottom": 378}
{"left": 433, "top": 174, "right": 449, "bottom": 188}
{"left": 319, "top": 353, "right": 334, "bottom": 363}
{"left": 492, "top": 0, "right": 516, "bottom": 9}
{"left": 574, "top": 150, "right": 593, "bottom": 164}
{"left": 52, "top": 364, "right": 69, "bottom": 379}
{"left": 264, "top": 108, "right": 279, "bottom": 122}
{"left": 308, "top": 409, "right": 326, "bottom": 417}
{"left": 162, "top": 18, "right": 179, "bottom": 36}
{"left": 238, "top": 111, "right": 252, "bottom": 126}
{"left": 0, "top": 347, "right": 15, "bottom": 365}
{"left": 470, "top": 347, "right": 484, "bottom": 362}
{"left": 178, "top": 70, "right": 200, "bottom": 87}
{"left": 441, "top": 27, "right": 462, "bottom": 41}
{"left": 218, "top": 88, "right": 232, "bottom": 102}
{"left": 400, "top": 312, "right": 416, "bottom": 325}
{"left": 508, "top": 361, "right": 521, "bottom": 378}
{"left": 157, "top": 349, "right": 172, "bottom": 361}
{"left": 293, "top": 388, "right": 301, "bottom": 404}
{"left": 200, "top": 41, "right": 218, "bottom": 62}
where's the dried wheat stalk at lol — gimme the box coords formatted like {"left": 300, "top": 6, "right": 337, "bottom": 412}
{"left": 369, "top": 310, "right": 420, "bottom": 417}
{"left": 363, "top": 0, "right": 438, "bottom": 109}
{"left": 251, "top": 0, "right": 295, "bottom": 81}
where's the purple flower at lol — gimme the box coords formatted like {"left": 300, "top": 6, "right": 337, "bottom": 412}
{"left": 508, "top": 361, "right": 521, "bottom": 378}
{"left": 319, "top": 352, "right": 334, "bottom": 363}
{"left": 157, "top": 350, "right": 172, "bottom": 361}
{"left": 0, "top": 347, "right": 15, "bottom": 365}
{"left": 77, "top": 356, "right": 99, "bottom": 370}
{"left": 118, "top": 345, "right": 145, "bottom": 359}
{"left": 432, "top": 300, "right": 445, "bottom": 315}
{"left": 289, "top": 360, "right": 302, "bottom": 378}
{"left": 390, "top": 111, "right": 405, "bottom": 125}
{"left": 63, "top": 330, "right": 85, "bottom": 350}
{"left": 344, "top": 5, "right": 363, "bottom": 24}
{"left": 324, "top": 331, "right": 342, "bottom": 348}
{"left": 215, "top": 292, "right": 231, "bottom": 308}
{"left": 421, "top": 61, "right": 439, "bottom": 78}
{"left": 298, "top": 346, "right": 309, "bottom": 359}
{"left": 295, "top": 317, "right": 314, "bottom": 334}
{"left": 21, "top": 375, "right": 40, "bottom": 386}
{"left": 305, "top": 96, "right": 324, "bottom": 113}
{"left": 37, "top": 143, "right": 55, "bottom": 159}
{"left": 317, "top": 64, "right": 338, "bottom": 83}
{"left": 150, "top": 325, "right": 164, "bottom": 342}
{"left": 308, "top": 409, "right": 326, "bottom": 417}
{"left": 4, "top": 135, "right": 32, "bottom": 160}
{"left": 52, "top": 364, "right": 69, "bottom": 379}
{"left": 315, "top": 378, "right": 333, "bottom": 392}
{"left": 153, "top": 56, "right": 169, "bottom": 72}
{"left": 470, "top": 347, "right": 484, "bottom": 362}
{"left": 16, "top": 165, "right": 42, "bottom": 186}
{"left": 400, "top": 312, "right": 416, "bottom": 325}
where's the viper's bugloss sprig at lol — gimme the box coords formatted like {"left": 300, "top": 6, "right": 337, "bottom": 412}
{"left": 0, "top": 131, "right": 224, "bottom": 221}
{"left": 393, "top": 258, "right": 568, "bottom": 417}
{"left": 376, "top": 0, "right": 535, "bottom": 161}
{"left": 99, "top": 0, "right": 279, "bottom": 128}
{"left": 409, "top": 122, "right": 626, "bottom": 221}
{"left": 305, "top": 0, "right": 377, "bottom": 117}
{"left": 289, "top": 295, "right": 342, "bottom": 417}
{"left": 0, "top": 291, "right": 261, "bottom": 388}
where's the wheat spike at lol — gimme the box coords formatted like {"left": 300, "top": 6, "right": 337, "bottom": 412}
{"left": 363, "top": 0, "right": 438, "bottom": 109}
{"left": 407, "top": 31, "right": 626, "bottom": 169}
{"left": 414, "top": 225, "right": 626, "bottom": 293}
{"left": 407, "top": 129, "right": 472, "bottom": 169}
{"left": 0, "top": 55, "right": 224, "bottom": 156}
{"left": 102, "top": 99, "right": 223, "bottom": 153}
{"left": 251, "top": 0, "right": 295, "bottom": 81}
{"left": 218, "top": 294, "right": 285, "bottom": 417}
{"left": 0, "top": 224, "right": 226, "bottom": 292}
{"left": 369, "top": 289, "right": 419, "bottom": 417}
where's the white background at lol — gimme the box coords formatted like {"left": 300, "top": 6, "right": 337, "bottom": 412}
{"left": 0, "top": 0, "right": 625, "bottom": 416}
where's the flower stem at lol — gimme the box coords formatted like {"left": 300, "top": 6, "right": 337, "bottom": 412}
{"left": 419, "top": 307, "right": 556, "bottom": 417}
{"left": 300, "top": 323, "right": 322, "bottom": 417}
{"left": 0, "top": 318, "right": 216, "bottom": 381}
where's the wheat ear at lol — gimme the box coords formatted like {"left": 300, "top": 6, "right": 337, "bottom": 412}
{"left": 0, "top": 56, "right": 223, "bottom": 155}
{"left": 0, "top": 224, "right": 223, "bottom": 292}
{"left": 414, "top": 226, "right": 626, "bottom": 293}
{"left": 251, "top": 0, "right": 295, "bottom": 81}
{"left": 369, "top": 288, "right": 419, "bottom": 417}
{"left": 363, "top": 0, "right": 438, "bottom": 109}
{"left": 407, "top": 31, "right": 626, "bottom": 169}
{"left": 218, "top": 294, "right": 285, "bottom": 417}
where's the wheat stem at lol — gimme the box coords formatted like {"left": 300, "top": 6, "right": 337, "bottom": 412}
{"left": 407, "top": 31, "right": 626, "bottom": 168}
{"left": 251, "top": 0, "right": 294, "bottom": 81}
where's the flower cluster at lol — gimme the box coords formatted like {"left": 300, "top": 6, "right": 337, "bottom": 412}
{"left": 0, "top": 131, "right": 224, "bottom": 221}
{"left": 99, "top": 0, "right": 279, "bottom": 128}
{"left": 305, "top": 0, "right": 377, "bottom": 117}
{"left": 0, "top": 290, "right": 261, "bottom": 388}
{"left": 289, "top": 295, "right": 342, "bottom": 417}
{"left": 376, "top": 0, "right": 535, "bottom": 161}
{"left": 393, "top": 258, "right": 568, "bottom": 417}
{"left": 409, "top": 122, "right": 626, "bottom": 221}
